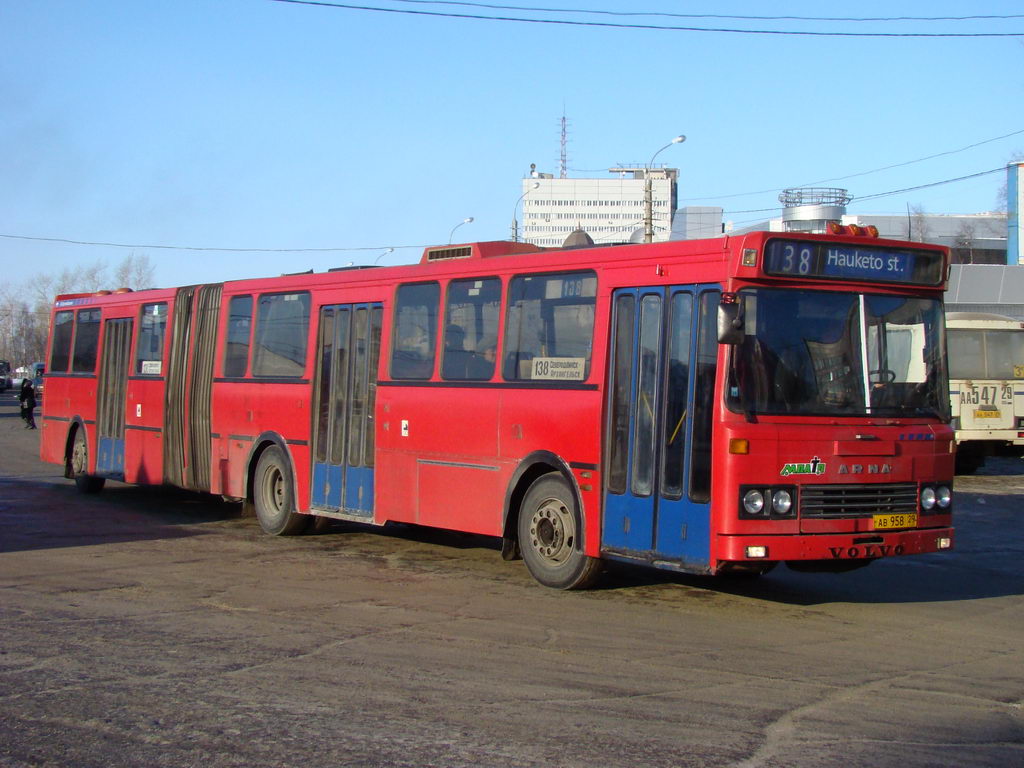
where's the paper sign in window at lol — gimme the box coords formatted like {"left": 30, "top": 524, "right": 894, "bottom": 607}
{"left": 530, "top": 357, "right": 585, "bottom": 381}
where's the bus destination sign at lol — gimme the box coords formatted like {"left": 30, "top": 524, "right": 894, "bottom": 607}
{"left": 764, "top": 239, "right": 944, "bottom": 286}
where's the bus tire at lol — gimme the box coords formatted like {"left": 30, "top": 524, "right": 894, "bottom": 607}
{"left": 955, "top": 448, "right": 983, "bottom": 475}
{"left": 253, "top": 445, "right": 309, "bottom": 536}
{"left": 70, "top": 430, "right": 105, "bottom": 494}
{"left": 518, "top": 474, "right": 601, "bottom": 590}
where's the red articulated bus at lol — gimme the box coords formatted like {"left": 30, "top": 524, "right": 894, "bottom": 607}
{"left": 40, "top": 230, "right": 954, "bottom": 589}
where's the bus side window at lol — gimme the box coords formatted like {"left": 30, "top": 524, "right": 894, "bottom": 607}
{"left": 503, "top": 271, "right": 596, "bottom": 382}
{"left": 135, "top": 303, "right": 168, "bottom": 375}
{"left": 224, "top": 295, "right": 253, "bottom": 377}
{"left": 49, "top": 311, "right": 74, "bottom": 373}
{"left": 442, "top": 277, "right": 501, "bottom": 381}
{"left": 390, "top": 282, "right": 439, "bottom": 380}
{"left": 252, "top": 292, "right": 311, "bottom": 378}
{"left": 71, "top": 309, "right": 101, "bottom": 373}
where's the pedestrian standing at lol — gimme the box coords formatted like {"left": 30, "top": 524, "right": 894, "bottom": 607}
{"left": 19, "top": 378, "right": 36, "bottom": 429}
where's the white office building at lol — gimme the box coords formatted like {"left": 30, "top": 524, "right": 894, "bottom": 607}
{"left": 517, "top": 167, "right": 678, "bottom": 247}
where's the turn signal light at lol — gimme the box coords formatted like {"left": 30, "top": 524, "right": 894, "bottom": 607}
{"left": 729, "top": 438, "right": 750, "bottom": 454}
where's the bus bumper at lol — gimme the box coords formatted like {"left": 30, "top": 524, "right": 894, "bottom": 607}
{"left": 717, "top": 527, "right": 954, "bottom": 564}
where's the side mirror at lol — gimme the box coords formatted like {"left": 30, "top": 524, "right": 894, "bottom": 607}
{"left": 718, "top": 302, "right": 744, "bottom": 345}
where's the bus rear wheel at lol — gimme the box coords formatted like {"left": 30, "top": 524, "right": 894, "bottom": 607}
{"left": 518, "top": 474, "right": 601, "bottom": 590}
{"left": 253, "top": 445, "right": 309, "bottom": 536}
{"left": 70, "top": 430, "right": 105, "bottom": 494}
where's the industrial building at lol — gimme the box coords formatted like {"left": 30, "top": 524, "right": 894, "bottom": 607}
{"left": 516, "top": 165, "right": 678, "bottom": 247}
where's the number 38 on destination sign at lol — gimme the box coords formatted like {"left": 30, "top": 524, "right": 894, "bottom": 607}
{"left": 764, "top": 239, "right": 944, "bottom": 286}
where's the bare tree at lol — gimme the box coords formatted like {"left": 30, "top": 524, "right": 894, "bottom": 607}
{"left": 0, "top": 253, "right": 159, "bottom": 368}
{"left": 0, "top": 285, "right": 48, "bottom": 367}
{"left": 908, "top": 204, "right": 930, "bottom": 242}
{"left": 954, "top": 220, "right": 977, "bottom": 264}
{"left": 29, "top": 262, "right": 108, "bottom": 307}
{"left": 113, "top": 251, "right": 156, "bottom": 290}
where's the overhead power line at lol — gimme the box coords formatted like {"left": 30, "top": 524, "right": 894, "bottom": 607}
{"left": 0, "top": 233, "right": 424, "bottom": 254}
{"left": 267, "top": 0, "right": 1024, "bottom": 36}
{"left": 721, "top": 167, "right": 1007, "bottom": 216}
{"left": 3, "top": 166, "right": 1005, "bottom": 253}
{"left": 679, "top": 127, "right": 1024, "bottom": 203}
{"left": 853, "top": 167, "right": 1005, "bottom": 202}
{"left": 388, "top": 1, "right": 1024, "bottom": 24}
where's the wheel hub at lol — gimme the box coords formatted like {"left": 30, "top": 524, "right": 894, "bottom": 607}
{"left": 265, "top": 469, "right": 285, "bottom": 512}
{"left": 72, "top": 440, "right": 87, "bottom": 475}
{"left": 529, "top": 498, "right": 574, "bottom": 564}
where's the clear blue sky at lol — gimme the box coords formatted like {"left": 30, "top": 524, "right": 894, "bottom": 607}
{"left": 2, "top": 0, "right": 1023, "bottom": 288}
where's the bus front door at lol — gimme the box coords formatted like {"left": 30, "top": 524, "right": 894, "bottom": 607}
{"left": 96, "top": 318, "right": 133, "bottom": 477}
{"left": 602, "top": 286, "right": 719, "bottom": 571}
{"left": 311, "top": 303, "right": 383, "bottom": 517}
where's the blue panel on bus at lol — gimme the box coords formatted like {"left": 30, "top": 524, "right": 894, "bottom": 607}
{"left": 97, "top": 437, "right": 124, "bottom": 475}
{"left": 344, "top": 466, "right": 374, "bottom": 516}
{"left": 602, "top": 493, "right": 655, "bottom": 552}
{"left": 311, "top": 463, "right": 343, "bottom": 509}
{"left": 654, "top": 497, "right": 710, "bottom": 566}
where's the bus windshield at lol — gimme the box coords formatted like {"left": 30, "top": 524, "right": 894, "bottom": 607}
{"left": 726, "top": 287, "right": 949, "bottom": 419}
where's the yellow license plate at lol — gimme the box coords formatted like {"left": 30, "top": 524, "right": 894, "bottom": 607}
{"left": 873, "top": 513, "right": 918, "bottom": 530}
{"left": 974, "top": 408, "right": 1001, "bottom": 419}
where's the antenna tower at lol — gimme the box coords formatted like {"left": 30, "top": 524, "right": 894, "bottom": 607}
{"left": 559, "top": 113, "right": 568, "bottom": 179}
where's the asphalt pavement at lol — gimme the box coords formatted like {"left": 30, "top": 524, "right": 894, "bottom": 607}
{"left": 1, "top": 390, "right": 1022, "bottom": 767}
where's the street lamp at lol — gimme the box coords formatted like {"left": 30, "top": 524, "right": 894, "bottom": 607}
{"left": 448, "top": 217, "right": 474, "bottom": 244}
{"left": 511, "top": 181, "right": 540, "bottom": 242}
{"left": 373, "top": 247, "right": 394, "bottom": 265}
{"left": 644, "top": 134, "right": 685, "bottom": 243}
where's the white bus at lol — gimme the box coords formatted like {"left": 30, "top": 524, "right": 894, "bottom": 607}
{"left": 946, "top": 312, "right": 1024, "bottom": 473}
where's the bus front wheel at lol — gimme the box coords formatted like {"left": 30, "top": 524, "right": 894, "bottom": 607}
{"left": 955, "top": 446, "right": 984, "bottom": 475}
{"left": 70, "top": 430, "right": 105, "bottom": 494}
{"left": 253, "top": 445, "right": 309, "bottom": 536}
{"left": 518, "top": 474, "right": 601, "bottom": 590}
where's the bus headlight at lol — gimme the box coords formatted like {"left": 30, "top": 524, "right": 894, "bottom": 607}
{"left": 739, "top": 486, "right": 797, "bottom": 519}
{"left": 920, "top": 486, "right": 936, "bottom": 511}
{"left": 772, "top": 489, "right": 793, "bottom": 515}
{"left": 742, "top": 489, "right": 765, "bottom": 516}
{"left": 936, "top": 485, "right": 952, "bottom": 509}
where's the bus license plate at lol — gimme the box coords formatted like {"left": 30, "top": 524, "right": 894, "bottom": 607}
{"left": 873, "top": 513, "right": 918, "bottom": 530}
{"left": 973, "top": 408, "right": 1001, "bottom": 419}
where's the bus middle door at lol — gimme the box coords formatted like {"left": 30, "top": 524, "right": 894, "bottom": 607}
{"left": 311, "top": 303, "right": 383, "bottom": 517}
{"left": 602, "top": 286, "right": 718, "bottom": 571}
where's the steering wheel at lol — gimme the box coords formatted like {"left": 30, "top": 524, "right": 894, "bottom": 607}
{"left": 869, "top": 368, "right": 896, "bottom": 384}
